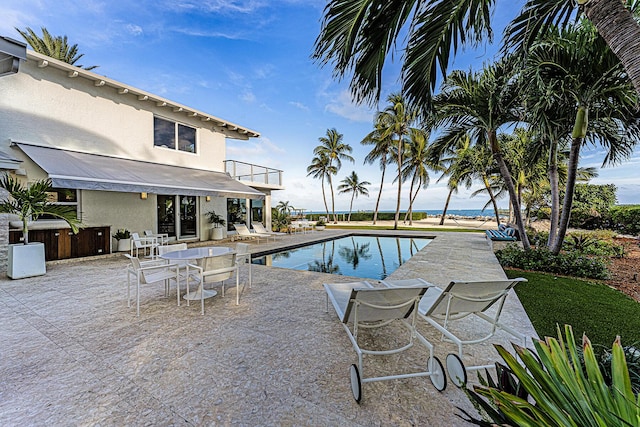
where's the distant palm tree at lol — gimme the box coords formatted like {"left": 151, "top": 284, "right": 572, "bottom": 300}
{"left": 306, "top": 152, "right": 336, "bottom": 219}
{"left": 400, "top": 127, "right": 432, "bottom": 225}
{"left": 362, "top": 120, "right": 395, "bottom": 225}
{"left": 337, "top": 171, "right": 370, "bottom": 222}
{"left": 313, "top": 128, "right": 354, "bottom": 223}
{"left": 276, "top": 200, "right": 294, "bottom": 216}
{"left": 16, "top": 27, "right": 98, "bottom": 70}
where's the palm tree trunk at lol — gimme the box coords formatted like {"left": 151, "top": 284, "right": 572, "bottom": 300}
{"left": 439, "top": 187, "right": 454, "bottom": 225}
{"left": 584, "top": 0, "right": 640, "bottom": 96}
{"left": 483, "top": 175, "right": 502, "bottom": 226}
{"left": 407, "top": 177, "right": 421, "bottom": 226}
{"left": 321, "top": 176, "right": 330, "bottom": 219}
{"left": 348, "top": 193, "right": 355, "bottom": 222}
{"left": 489, "top": 131, "right": 531, "bottom": 250}
{"left": 328, "top": 174, "right": 337, "bottom": 223}
{"left": 372, "top": 165, "right": 386, "bottom": 225}
{"left": 394, "top": 139, "right": 403, "bottom": 230}
{"left": 551, "top": 106, "right": 588, "bottom": 254}
{"left": 376, "top": 237, "right": 388, "bottom": 278}
{"left": 547, "top": 139, "right": 560, "bottom": 248}
{"left": 403, "top": 176, "right": 416, "bottom": 224}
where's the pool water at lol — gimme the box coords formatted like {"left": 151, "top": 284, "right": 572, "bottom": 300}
{"left": 252, "top": 235, "right": 432, "bottom": 280}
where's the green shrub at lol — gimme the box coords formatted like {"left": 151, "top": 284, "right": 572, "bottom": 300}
{"left": 346, "top": 211, "right": 428, "bottom": 222}
{"left": 608, "top": 205, "right": 640, "bottom": 235}
{"left": 496, "top": 245, "right": 609, "bottom": 279}
{"left": 563, "top": 233, "right": 625, "bottom": 258}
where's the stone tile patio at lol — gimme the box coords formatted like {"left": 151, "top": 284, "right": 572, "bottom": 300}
{"left": 0, "top": 230, "right": 537, "bottom": 426}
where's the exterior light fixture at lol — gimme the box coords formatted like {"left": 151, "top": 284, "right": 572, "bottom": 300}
{"left": 140, "top": 192, "right": 148, "bottom": 200}
{"left": 206, "top": 196, "right": 211, "bottom": 202}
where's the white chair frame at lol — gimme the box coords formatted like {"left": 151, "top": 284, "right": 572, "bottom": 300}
{"left": 125, "top": 254, "right": 180, "bottom": 316}
{"left": 185, "top": 253, "right": 240, "bottom": 315}
{"left": 324, "top": 281, "right": 447, "bottom": 402}
{"left": 382, "top": 277, "right": 527, "bottom": 387}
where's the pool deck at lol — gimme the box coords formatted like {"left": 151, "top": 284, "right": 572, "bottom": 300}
{"left": 0, "top": 229, "right": 537, "bottom": 426}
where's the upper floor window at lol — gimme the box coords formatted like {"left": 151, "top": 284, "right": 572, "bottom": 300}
{"left": 154, "top": 117, "right": 197, "bottom": 153}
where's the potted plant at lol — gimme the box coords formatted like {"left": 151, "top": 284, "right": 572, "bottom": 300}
{"left": 315, "top": 219, "right": 326, "bottom": 231}
{"left": 0, "top": 174, "right": 81, "bottom": 279}
{"left": 205, "top": 210, "right": 226, "bottom": 240}
{"left": 112, "top": 229, "right": 131, "bottom": 252}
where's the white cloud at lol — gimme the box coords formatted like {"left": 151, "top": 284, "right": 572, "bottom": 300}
{"left": 325, "top": 90, "right": 375, "bottom": 123}
{"left": 165, "top": 0, "right": 266, "bottom": 14}
{"left": 171, "top": 27, "right": 245, "bottom": 40}
{"left": 239, "top": 90, "right": 256, "bottom": 103}
{"left": 126, "top": 24, "right": 143, "bottom": 36}
{"left": 289, "top": 101, "right": 309, "bottom": 111}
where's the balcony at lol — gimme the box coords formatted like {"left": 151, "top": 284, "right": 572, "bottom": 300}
{"left": 224, "top": 160, "right": 284, "bottom": 190}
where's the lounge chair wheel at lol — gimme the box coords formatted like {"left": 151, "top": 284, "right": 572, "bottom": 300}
{"left": 429, "top": 356, "right": 447, "bottom": 391}
{"left": 350, "top": 364, "right": 362, "bottom": 403}
{"left": 446, "top": 353, "right": 467, "bottom": 387}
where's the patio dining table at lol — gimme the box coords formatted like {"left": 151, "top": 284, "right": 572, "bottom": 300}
{"left": 160, "top": 246, "right": 234, "bottom": 301}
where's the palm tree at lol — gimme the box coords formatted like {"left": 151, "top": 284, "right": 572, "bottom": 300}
{"left": 374, "top": 93, "right": 419, "bottom": 229}
{"left": 522, "top": 21, "right": 639, "bottom": 253}
{"left": 307, "top": 153, "right": 336, "bottom": 219}
{"left": 361, "top": 122, "right": 395, "bottom": 225}
{"left": 400, "top": 127, "right": 432, "bottom": 225}
{"left": 276, "top": 200, "right": 294, "bottom": 216}
{"left": 431, "top": 58, "right": 532, "bottom": 249}
{"left": 16, "top": 27, "right": 98, "bottom": 70}
{"left": 313, "top": 128, "right": 354, "bottom": 223}
{"left": 313, "top": 0, "right": 640, "bottom": 109}
{"left": 431, "top": 135, "right": 475, "bottom": 225}
{"left": 337, "top": 171, "right": 370, "bottom": 222}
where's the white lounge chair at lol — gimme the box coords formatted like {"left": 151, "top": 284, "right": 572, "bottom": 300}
{"left": 144, "top": 229, "right": 169, "bottom": 245}
{"left": 381, "top": 277, "right": 527, "bottom": 387}
{"left": 324, "top": 281, "right": 447, "bottom": 402}
{"left": 185, "top": 253, "right": 239, "bottom": 314}
{"left": 124, "top": 254, "right": 180, "bottom": 316}
{"left": 233, "top": 223, "right": 264, "bottom": 243}
{"left": 253, "top": 222, "right": 285, "bottom": 239}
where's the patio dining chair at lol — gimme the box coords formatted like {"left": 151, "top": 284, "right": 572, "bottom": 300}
{"left": 185, "top": 253, "right": 239, "bottom": 314}
{"left": 130, "top": 232, "right": 159, "bottom": 258}
{"left": 144, "top": 229, "right": 169, "bottom": 245}
{"left": 324, "top": 281, "right": 446, "bottom": 402}
{"left": 124, "top": 254, "right": 180, "bottom": 316}
{"left": 381, "top": 277, "right": 527, "bottom": 387}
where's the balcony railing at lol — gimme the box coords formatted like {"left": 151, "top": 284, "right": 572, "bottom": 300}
{"left": 224, "top": 160, "right": 283, "bottom": 187}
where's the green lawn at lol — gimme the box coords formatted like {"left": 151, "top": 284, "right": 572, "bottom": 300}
{"left": 506, "top": 269, "right": 640, "bottom": 348}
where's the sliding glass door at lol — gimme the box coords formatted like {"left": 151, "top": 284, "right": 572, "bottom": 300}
{"left": 157, "top": 195, "right": 197, "bottom": 239}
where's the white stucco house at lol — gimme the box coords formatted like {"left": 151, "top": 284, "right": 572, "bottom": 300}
{"left": 0, "top": 36, "right": 283, "bottom": 266}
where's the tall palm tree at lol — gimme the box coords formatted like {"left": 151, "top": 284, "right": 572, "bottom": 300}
{"left": 306, "top": 153, "right": 336, "bottom": 219}
{"left": 337, "top": 171, "right": 370, "bottom": 222}
{"left": 431, "top": 58, "right": 532, "bottom": 249}
{"left": 374, "top": 93, "right": 418, "bottom": 229}
{"left": 431, "top": 135, "right": 475, "bottom": 225}
{"left": 313, "top": 0, "right": 640, "bottom": 109}
{"left": 16, "top": 27, "right": 98, "bottom": 70}
{"left": 361, "top": 122, "right": 394, "bottom": 225}
{"left": 400, "top": 127, "right": 432, "bottom": 225}
{"left": 522, "top": 21, "right": 640, "bottom": 253}
{"left": 313, "top": 128, "right": 354, "bottom": 223}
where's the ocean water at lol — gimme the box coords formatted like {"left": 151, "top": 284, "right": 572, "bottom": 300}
{"left": 308, "top": 209, "right": 505, "bottom": 218}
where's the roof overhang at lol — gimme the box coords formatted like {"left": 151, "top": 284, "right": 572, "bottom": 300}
{"left": 13, "top": 142, "right": 264, "bottom": 199}
{"left": 0, "top": 36, "right": 26, "bottom": 77}
{"left": 25, "top": 50, "right": 260, "bottom": 140}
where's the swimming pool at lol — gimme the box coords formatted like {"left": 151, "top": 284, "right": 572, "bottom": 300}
{"left": 252, "top": 235, "right": 432, "bottom": 280}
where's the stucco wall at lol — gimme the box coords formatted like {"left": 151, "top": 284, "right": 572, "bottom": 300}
{"left": 0, "top": 58, "right": 226, "bottom": 171}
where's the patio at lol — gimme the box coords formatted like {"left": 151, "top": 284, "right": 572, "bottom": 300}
{"left": 0, "top": 230, "right": 537, "bottom": 426}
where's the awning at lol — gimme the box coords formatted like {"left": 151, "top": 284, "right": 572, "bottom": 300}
{"left": 13, "top": 142, "right": 265, "bottom": 199}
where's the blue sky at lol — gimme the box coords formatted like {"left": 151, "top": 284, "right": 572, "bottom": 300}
{"left": 2, "top": 0, "right": 638, "bottom": 212}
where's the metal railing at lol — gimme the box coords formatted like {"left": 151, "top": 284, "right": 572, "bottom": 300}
{"left": 224, "top": 160, "right": 283, "bottom": 187}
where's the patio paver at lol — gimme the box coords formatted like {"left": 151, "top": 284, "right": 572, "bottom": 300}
{"left": 0, "top": 230, "right": 537, "bottom": 426}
